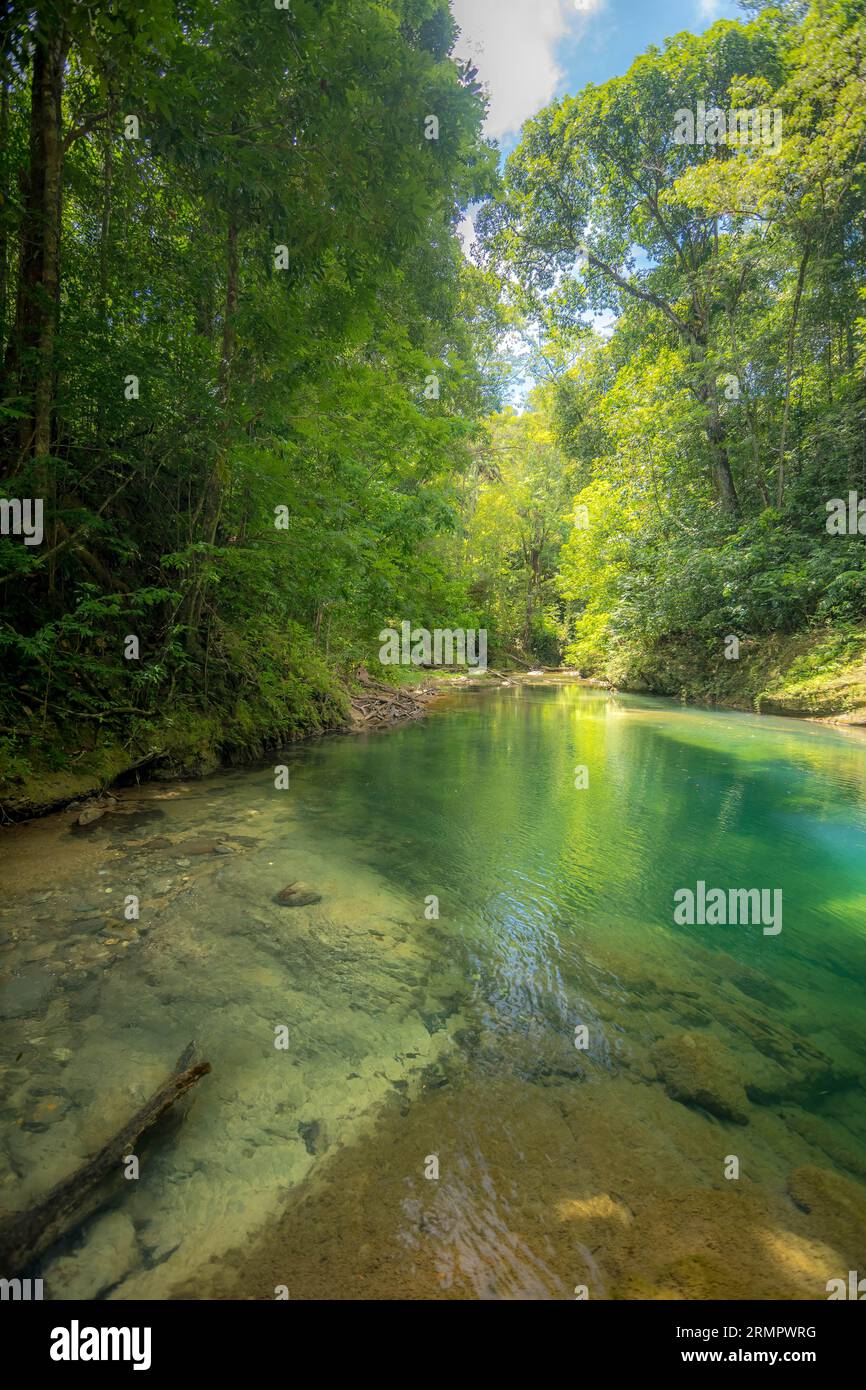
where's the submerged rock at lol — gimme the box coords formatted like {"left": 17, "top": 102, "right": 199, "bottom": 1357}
{"left": 651, "top": 1030, "right": 750, "bottom": 1124}
{"left": 0, "top": 962, "right": 57, "bottom": 1019}
{"left": 782, "top": 1110, "right": 866, "bottom": 1183}
{"left": 24, "top": 1093, "right": 70, "bottom": 1129}
{"left": 730, "top": 972, "right": 791, "bottom": 1010}
{"left": 787, "top": 1163, "right": 866, "bottom": 1262}
{"left": 614, "top": 1187, "right": 823, "bottom": 1300}
{"left": 43, "top": 1210, "right": 141, "bottom": 1300}
{"left": 298, "top": 1118, "right": 325, "bottom": 1154}
{"left": 274, "top": 882, "right": 322, "bottom": 907}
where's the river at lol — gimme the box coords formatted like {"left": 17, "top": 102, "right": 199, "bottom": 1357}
{"left": 2, "top": 678, "right": 865, "bottom": 1299}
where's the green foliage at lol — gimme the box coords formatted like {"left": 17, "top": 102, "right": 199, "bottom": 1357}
{"left": 475, "top": 1, "right": 866, "bottom": 684}
{"left": 454, "top": 399, "right": 574, "bottom": 661}
{"left": 3, "top": 0, "right": 865, "bottom": 809}
{"left": 0, "top": 0, "right": 498, "bottom": 797}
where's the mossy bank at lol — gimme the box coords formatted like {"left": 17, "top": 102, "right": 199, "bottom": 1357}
{"left": 6, "top": 629, "right": 865, "bottom": 822}
{"left": 0, "top": 623, "right": 350, "bottom": 822}
{"left": 592, "top": 626, "right": 866, "bottom": 725}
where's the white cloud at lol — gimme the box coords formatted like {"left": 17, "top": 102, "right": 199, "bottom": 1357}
{"left": 696, "top": 0, "right": 725, "bottom": 18}
{"left": 456, "top": 210, "right": 479, "bottom": 258}
{"left": 452, "top": 0, "right": 605, "bottom": 143}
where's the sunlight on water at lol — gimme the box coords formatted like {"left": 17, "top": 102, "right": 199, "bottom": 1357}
{"left": 2, "top": 680, "right": 865, "bottom": 1299}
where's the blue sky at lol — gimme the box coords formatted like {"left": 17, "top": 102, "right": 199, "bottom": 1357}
{"left": 449, "top": 1, "right": 744, "bottom": 390}
{"left": 452, "top": 0, "right": 742, "bottom": 152}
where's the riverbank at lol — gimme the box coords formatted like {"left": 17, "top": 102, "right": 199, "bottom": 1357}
{"left": 4, "top": 634, "right": 865, "bottom": 822}
{"left": 0, "top": 702, "right": 344, "bottom": 826}
{"left": 0, "top": 667, "right": 515, "bottom": 824}
{"left": 3, "top": 681, "right": 865, "bottom": 1300}
{"left": 590, "top": 627, "right": 866, "bottom": 728}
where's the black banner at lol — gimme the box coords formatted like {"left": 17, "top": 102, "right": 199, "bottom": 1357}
{"left": 4, "top": 1297, "right": 861, "bottom": 1375}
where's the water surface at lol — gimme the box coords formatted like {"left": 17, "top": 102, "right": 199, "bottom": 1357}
{"left": 2, "top": 680, "right": 865, "bottom": 1298}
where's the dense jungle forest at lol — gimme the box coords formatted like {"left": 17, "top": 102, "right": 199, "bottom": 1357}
{"left": 1, "top": 0, "right": 865, "bottom": 815}
{"left": 4, "top": 0, "right": 866, "bottom": 1325}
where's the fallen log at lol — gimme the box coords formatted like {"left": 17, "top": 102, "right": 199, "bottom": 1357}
{"left": 0, "top": 1042, "right": 211, "bottom": 1276}
{"left": 505, "top": 651, "right": 557, "bottom": 671}
{"left": 348, "top": 674, "right": 436, "bottom": 730}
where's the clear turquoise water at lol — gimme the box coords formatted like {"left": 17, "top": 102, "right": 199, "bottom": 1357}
{"left": 2, "top": 680, "right": 865, "bottom": 1298}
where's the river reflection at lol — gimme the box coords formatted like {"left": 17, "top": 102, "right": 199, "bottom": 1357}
{"left": 2, "top": 681, "right": 865, "bottom": 1298}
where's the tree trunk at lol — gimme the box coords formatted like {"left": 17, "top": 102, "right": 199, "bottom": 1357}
{"left": 98, "top": 124, "right": 112, "bottom": 320}
{"left": 219, "top": 209, "right": 238, "bottom": 406}
{"left": 777, "top": 243, "right": 811, "bottom": 509}
{"left": 184, "top": 207, "right": 238, "bottom": 651}
{"left": 707, "top": 413, "right": 740, "bottom": 514}
{"left": 15, "top": 6, "right": 68, "bottom": 466}
{"left": 688, "top": 338, "right": 740, "bottom": 515}
{"left": 0, "top": 76, "right": 9, "bottom": 360}
{"left": 693, "top": 372, "right": 740, "bottom": 514}
{"left": 95, "top": 122, "right": 113, "bottom": 438}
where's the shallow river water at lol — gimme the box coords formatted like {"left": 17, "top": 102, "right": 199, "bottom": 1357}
{"left": 2, "top": 679, "right": 866, "bottom": 1299}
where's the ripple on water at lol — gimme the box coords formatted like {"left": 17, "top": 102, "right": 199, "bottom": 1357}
{"left": 1, "top": 683, "right": 866, "bottom": 1299}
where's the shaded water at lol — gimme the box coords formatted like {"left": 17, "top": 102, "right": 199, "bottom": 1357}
{"left": 2, "top": 680, "right": 866, "bottom": 1299}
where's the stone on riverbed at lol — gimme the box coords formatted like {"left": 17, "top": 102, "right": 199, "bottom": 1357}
{"left": 0, "top": 962, "right": 57, "bottom": 1019}
{"left": 787, "top": 1163, "right": 866, "bottom": 1261}
{"left": 43, "top": 1211, "right": 141, "bottom": 1300}
{"left": 651, "top": 1030, "right": 750, "bottom": 1124}
{"left": 274, "top": 882, "right": 322, "bottom": 907}
{"left": 176, "top": 839, "right": 235, "bottom": 856}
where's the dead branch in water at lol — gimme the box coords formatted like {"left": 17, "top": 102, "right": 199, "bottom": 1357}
{"left": 0, "top": 1043, "right": 211, "bottom": 1275}
{"left": 349, "top": 667, "right": 436, "bottom": 729}
{"left": 505, "top": 651, "right": 557, "bottom": 671}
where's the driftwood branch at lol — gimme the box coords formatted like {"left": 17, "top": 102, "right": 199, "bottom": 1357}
{"left": 349, "top": 667, "right": 436, "bottom": 730}
{"left": 505, "top": 651, "right": 555, "bottom": 671}
{"left": 0, "top": 1043, "right": 211, "bottom": 1275}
